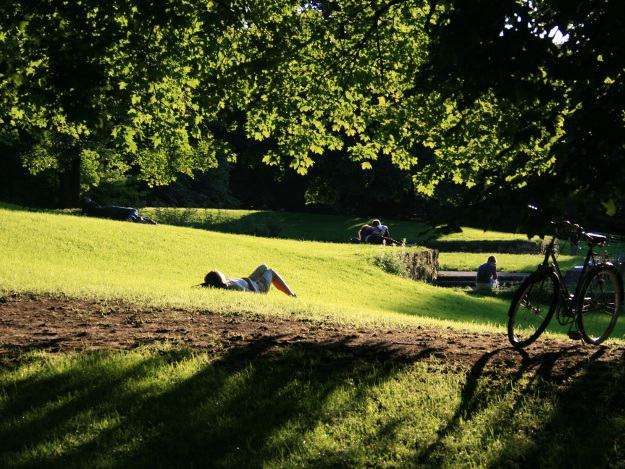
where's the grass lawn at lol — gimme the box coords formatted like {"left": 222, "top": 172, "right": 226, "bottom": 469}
{"left": 0, "top": 203, "right": 512, "bottom": 332}
{"left": 2, "top": 203, "right": 622, "bottom": 338}
{"left": 438, "top": 251, "right": 581, "bottom": 273}
{"left": 144, "top": 207, "right": 583, "bottom": 273}
{"left": 141, "top": 206, "right": 537, "bottom": 245}
{"left": 3, "top": 344, "right": 625, "bottom": 467}
{"left": 3, "top": 203, "right": 625, "bottom": 467}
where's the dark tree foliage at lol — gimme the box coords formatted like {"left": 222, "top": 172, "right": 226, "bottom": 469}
{"left": 0, "top": 0, "right": 622, "bottom": 230}
{"left": 425, "top": 0, "right": 625, "bottom": 222}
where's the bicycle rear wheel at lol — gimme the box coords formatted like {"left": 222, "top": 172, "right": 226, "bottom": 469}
{"left": 508, "top": 270, "right": 560, "bottom": 348}
{"left": 577, "top": 265, "right": 623, "bottom": 345}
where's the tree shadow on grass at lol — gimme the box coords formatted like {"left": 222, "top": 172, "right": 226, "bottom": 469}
{"left": 384, "top": 287, "right": 510, "bottom": 327}
{"left": 415, "top": 344, "right": 624, "bottom": 466}
{"left": 146, "top": 208, "right": 432, "bottom": 244}
{"left": 147, "top": 208, "right": 363, "bottom": 243}
{"left": 0, "top": 337, "right": 426, "bottom": 468}
{"left": 491, "top": 346, "right": 625, "bottom": 467}
{"left": 4, "top": 339, "right": 625, "bottom": 467}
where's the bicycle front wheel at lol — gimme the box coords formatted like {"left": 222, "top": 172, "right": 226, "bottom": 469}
{"left": 508, "top": 270, "right": 560, "bottom": 348}
{"left": 577, "top": 265, "right": 623, "bottom": 345}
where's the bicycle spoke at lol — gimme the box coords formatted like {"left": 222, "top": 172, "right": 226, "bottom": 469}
{"left": 579, "top": 267, "right": 622, "bottom": 344}
{"left": 509, "top": 273, "right": 557, "bottom": 346}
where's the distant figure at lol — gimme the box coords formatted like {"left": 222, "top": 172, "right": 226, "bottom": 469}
{"left": 476, "top": 255, "right": 499, "bottom": 290}
{"left": 82, "top": 197, "right": 156, "bottom": 224}
{"left": 364, "top": 219, "right": 401, "bottom": 245}
{"left": 356, "top": 224, "right": 374, "bottom": 243}
{"left": 201, "top": 264, "right": 296, "bottom": 297}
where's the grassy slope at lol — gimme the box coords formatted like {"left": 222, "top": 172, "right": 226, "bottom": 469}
{"left": 142, "top": 206, "right": 535, "bottom": 244}
{"left": 3, "top": 205, "right": 625, "bottom": 466}
{"left": 1, "top": 205, "right": 617, "bottom": 336}
{"left": 142, "top": 207, "right": 582, "bottom": 272}
{"left": 438, "top": 252, "right": 580, "bottom": 273}
{"left": 0, "top": 204, "right": 509, "bottom": 331}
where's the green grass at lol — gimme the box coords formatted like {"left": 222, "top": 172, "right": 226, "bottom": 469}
{"left": 140, "top": 206, "right": 537, "bottom": 245}
{"left": 435, "top": 225, "right": 535, "bottom": 242}
{"left": 0, "top": 203, "right": 512, "bottom": 332}
{"left": 439, "top": 252, "right": 582, "bottom": 273}
{"left": 143, "top": 207, "right": 569, "bottom": 273}
{"left": 3, "top": 203, "right": 625, "bottom": 466}
{"left": 2, "top": 203, "right": 623, "bottom": 338}
{"left": 142, "top": 207, "right": 427, "bottom": 243}
{"left": 142, "top": 207, "right": 623, "bottom": 275}
{"left": 3, "top": 344, "right": 625, "bottom": 467}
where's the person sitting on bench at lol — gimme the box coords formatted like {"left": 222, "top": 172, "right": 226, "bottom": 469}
{"left": 476, "top": 256, "right": 499, "bottom": 290}
{"left": 201, "top": 264, "right": 297, "bottom": 297}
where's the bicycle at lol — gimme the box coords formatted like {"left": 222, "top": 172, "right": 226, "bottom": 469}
{"left": 507, "top": 215, "right": 624, "bottom": 349}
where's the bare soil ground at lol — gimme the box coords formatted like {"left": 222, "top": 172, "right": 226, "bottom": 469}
{"left": 2, "top": 293, "right": 625, "bottom": 382}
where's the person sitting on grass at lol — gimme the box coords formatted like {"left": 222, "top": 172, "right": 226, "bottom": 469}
{"left": 476, "top": 255, "right": 499, "bottom": 290}
{"left": 356, "top": 224, "right": 375, "bottom": 243}
{"left": 201, "top": 264, "right": 297, "bottom": 297}
{"left": 364, "top": 219, "right": 401, "bottom": 245}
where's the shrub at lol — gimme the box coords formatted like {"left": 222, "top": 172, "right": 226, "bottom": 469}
{"left": 372, "top": 250, "right": 409, "bottom": 277}
{"left": 372, "top": 247, "right": 439, "bottom": 281}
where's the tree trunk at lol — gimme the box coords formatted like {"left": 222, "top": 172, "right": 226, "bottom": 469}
{"left": 59, "top": 152, "right": 81, "bottom": 208}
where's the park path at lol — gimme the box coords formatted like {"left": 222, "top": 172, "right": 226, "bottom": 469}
{"left": 1, "top": 293, "right": 624, "bottom": 382}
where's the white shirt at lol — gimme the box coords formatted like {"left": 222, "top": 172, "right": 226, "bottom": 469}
{"left": 226, "top": 278, "right": 254, "bottom": 292}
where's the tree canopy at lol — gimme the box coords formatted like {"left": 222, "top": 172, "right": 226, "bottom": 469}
{"left": 1, "top": 0, "right": 622, "bottom": 215}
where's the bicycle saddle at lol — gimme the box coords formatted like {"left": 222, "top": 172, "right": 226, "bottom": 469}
{"left": 583, "top": 232, "right": 607, "bottom": 245}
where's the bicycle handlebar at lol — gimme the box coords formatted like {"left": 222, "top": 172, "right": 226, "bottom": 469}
{"left": 550, "top": 219, "right": 582, "bottom": 232}
{"left": 550, "top": 220, "right": 607, "bottom": 246}
{"left": 527, "top": 205, "right": 606, "bottom": 246}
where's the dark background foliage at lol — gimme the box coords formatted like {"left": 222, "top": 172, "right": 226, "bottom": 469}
{"left": 1, "top": 0, "right": 623, "bottom": 233}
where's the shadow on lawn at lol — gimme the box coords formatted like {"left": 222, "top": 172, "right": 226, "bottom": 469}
{"left": 3, "top": 339, "right": 625, "bottom": 466}
{"left": 416, "top": 345, "right": 625, "bottom": 466}
{"left": 147, "top": 208, "right": 366, "bottom": 243}
{"left": 0, "top": 337, "right": 421, "bottom": 467}
{"left": 146, "top": 207, "right": 436, "bottom": 244}
{"left": 149, "top": 208, "right": 532, "bottom": 251}
{"left": 498, "top": 345, "right": 625, "bottom": 467}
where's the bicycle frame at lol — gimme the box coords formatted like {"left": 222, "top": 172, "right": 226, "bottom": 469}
{"left": 541, "top": 235, "right": 598, "bottom": 316}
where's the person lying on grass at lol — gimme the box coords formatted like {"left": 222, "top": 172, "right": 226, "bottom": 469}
{"left": 201, "top": 264, "right": 297, "bottom": 297}
{"left": 82, "top": 197, "right": 157, "bottom": 224}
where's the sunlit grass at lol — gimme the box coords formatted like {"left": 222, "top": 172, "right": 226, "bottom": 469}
{"left": 437, "top": 226, "right": 537, "bottom": 242}
{"left": 2, "top": 204, "right": 625, "bottom": 466}
{"left": 0, "top": 204, "right": 511, "bottom": 332}
{"left": 439, "top": 251, "right": 581, "bottom": 273}
{"left": 0, "top": 203, "right": 621, "bottom": 336}
{"left": 3, "top": 204, "right": 624, "bottom": 339}
{"left": 2, "top": 343, "right": 625, "bottom": 467}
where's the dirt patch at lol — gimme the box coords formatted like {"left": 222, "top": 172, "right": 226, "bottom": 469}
{"left": 2, "top": 293, "right": 625, "bottom": 382}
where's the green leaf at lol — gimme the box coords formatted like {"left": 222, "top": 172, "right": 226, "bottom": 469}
{"left": 602, "top": 199, "right": 617, "bottom": 216}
